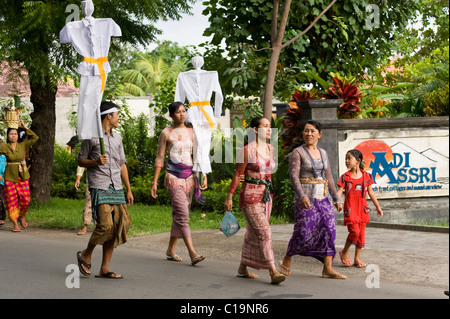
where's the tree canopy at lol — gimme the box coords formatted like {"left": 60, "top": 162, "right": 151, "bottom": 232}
{"left": 202, "top": 0, "right": 420, "bottom": 101}
{"left": 0, "top": 0, "right": 195, "bottom": 203}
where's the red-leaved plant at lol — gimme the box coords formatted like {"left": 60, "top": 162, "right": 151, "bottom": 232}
{"left": 323, "top": 74, "right": 363, "bottom": 119}
{"left": 281, "top": 88, "right": 321, "bottom": 153}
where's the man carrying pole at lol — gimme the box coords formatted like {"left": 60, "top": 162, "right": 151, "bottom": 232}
{"left": 60, "top": 1, "right": 131, "bottom": 278}
{"left": 76, "top": 101, "right": 133, "bottom": 279}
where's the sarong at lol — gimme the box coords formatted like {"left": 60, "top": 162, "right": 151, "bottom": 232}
{"left": 88, "top": 185, "right": 129, "bottom": 248}
{"left": 3, "top": 178, "right": 30, "bottom": 222}
{"left": 167, "top": 173, "right": 195, "bottom": 238}
{"left": 286, "top": 198, "right": 337, "bottom": 263}
{"left": 88, "top": 203, "right": 130, "bottom": 248}
{"left": 241, "top": 201, "right": 275, "bottom": 270}
{"left": 90, "top": 185, "right": 126, "bottom": 222}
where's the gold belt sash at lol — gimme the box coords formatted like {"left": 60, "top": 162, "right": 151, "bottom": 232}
{"left": 299, "top": 177, "right": 328, "bottom": 197}
{"left": 190, "top": 101, "right": 213, "bottom": 130}
{"left": 83, "top": 56, "right": 108, "bottom": 92}
{"left": 7, "top": 161, "right": 28, "bottom": 174}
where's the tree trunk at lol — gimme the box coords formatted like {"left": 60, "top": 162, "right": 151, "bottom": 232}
{"left": 29, "top": 81, "right": 56, "bottom": 204}
{"left": 262, "top": 0, "right": 336, "bottom": 119}
{"left": 263, "top": 44, "right": 282, "bottom": 119}
{"left": 263, "top": 0, "right": 291, "bottom": 119}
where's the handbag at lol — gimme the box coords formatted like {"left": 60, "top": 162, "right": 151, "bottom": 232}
{"left": 220, "top": 211, "right": 240, "bottom": 237}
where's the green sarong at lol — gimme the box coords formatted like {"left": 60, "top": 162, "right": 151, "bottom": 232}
{"left": 90, "top": 185, "right": 126, "bottom": 222}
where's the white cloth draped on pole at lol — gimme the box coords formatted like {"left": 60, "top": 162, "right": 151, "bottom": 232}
{"left": 60, "top": 0, "right": 121, "bottom": 140}
{"left": 174, "top": 56, "right": 223, "bottom": 175}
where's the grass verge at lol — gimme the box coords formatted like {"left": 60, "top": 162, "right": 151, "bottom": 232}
{"left": 28, "top": 197, "right": 289, "bottom": 237}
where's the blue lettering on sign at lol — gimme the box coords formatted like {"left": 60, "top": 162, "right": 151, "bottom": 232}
{"left": 370, "top": 152, "right": 437, "bottom": 184}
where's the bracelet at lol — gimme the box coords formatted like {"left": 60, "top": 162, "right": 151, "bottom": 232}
{"left": 152, "top": 182, "right": 158, "bottom": 185}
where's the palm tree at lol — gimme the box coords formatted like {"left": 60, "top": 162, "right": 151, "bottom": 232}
{"left": 118, "top": 53, "right": 186, "bottom": 96}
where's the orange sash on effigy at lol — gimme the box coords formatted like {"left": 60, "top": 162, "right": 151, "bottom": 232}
{"left": 190, "top": 101, "right": 214, "bottom": 130}
{"left": 83, "top": 56, "right": 108, "bottom": 92}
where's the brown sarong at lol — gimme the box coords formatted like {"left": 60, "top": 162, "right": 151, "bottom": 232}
{"left": 89, "top": 203, "right": 130, "bottom": 248}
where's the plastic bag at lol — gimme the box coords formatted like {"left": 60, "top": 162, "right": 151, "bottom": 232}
{"left": 220, "top": 211, "right": 240, "bottom": 237}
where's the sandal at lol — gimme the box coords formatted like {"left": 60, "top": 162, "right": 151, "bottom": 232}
{"left": 279, "top": 261, "right": 291, "bottom": 276}
{"left": 11, "top": 227, "right": 21, "bottom": 232}
{"left": 18, "top": 217, "right": 28, "bottom": 229}
{"left": 322, "top": 272, "right": 347, "bottom": 279}
{"left": 95, "top": 272, "right": 123, "bottom": 279}
{"left": 166, "top": 255, "right": 183, "bottom": 262}
{"left": 355, "top": 261, "right": 367, "bottom": 268}
{"left": 271, "top": 274, "right": 286, "bottom": 285}
{"left": 339, "top": 251, "right": 353, "bottom": 267}
{"left": 237, "top": 272, "right": 259, "bottom": 279}
{"left": 76, "top": 251, "right": 91, "bottom": 276}
{"left": 190, "top": 255, "right": 205, "bottom": 266}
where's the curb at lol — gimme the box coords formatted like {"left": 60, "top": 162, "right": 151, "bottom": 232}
{"left": 336, "top": 220, "right": 449, "bottom": 234}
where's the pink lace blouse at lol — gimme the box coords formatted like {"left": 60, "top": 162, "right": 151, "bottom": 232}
{"left": 154, "top": 127, "right": 195, "bottom": 192}
{"left": 154, "top": 127, "right": 194, "bottom": 168}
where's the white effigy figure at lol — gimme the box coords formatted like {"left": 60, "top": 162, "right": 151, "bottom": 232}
{"left": 60, "top": 0, "right": 121, "bottom": 141}
{"left": 174, "top": 56, "right": 223, "bottom": 175}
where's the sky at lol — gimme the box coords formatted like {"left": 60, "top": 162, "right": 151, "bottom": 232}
{"left": 149, "top": 1, "right": 211, "bottom": 52}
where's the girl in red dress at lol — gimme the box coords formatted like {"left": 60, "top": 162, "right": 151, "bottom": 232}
{"left": 337, "top": 149, "right": 383, "bottom": 268}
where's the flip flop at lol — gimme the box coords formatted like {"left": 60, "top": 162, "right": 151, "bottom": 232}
{"left": 77, "top": 228, "right": 87, "bottom": 235}
{"left": 279, "top": 261, "right": 291, "bottom": 276}
{"left": 95, "top": 272, "right": 123, "bottom": 279}
{"left": 339, "top": 251, "right": 353, "bottom": 267}
{"left": 76, "top": 251, "right": 91, "bottom": 276}
{"left": 166, "top": 255, "right": 183, "bottom": 262}
{"left": 18, "top": 218, "right": 28, "bottom": 229}
{"left": 11, "top": 227, "right": 21, "bottom": 232}
{"left": 322, "top": 272, "right": 347, "bottom": 279}
{"left": 190, "top": 255, "right": 205, "bottom": 266}
{"left": 237, "top": 272, "right": 259, "bottom": 279}
{"left": 271, "top": 274, "right": 286, "bottom": 285}
{"left": 355, "top": 261, "right": 367, "bottom": 268}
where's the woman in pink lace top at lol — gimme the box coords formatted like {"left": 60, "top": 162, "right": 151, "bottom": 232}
{"left": 151, "top": 102, "right": 207, "bottom": 266}
{"left": 225, "top": 117, "right": 286, "bottom": 285}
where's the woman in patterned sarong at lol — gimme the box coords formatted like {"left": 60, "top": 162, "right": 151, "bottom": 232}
{"left": 151, "top": 102, "right": 207, "bottom": 266}
{"left": 225, "top": 117, "right": 285, "bottom": 285}
{"left": 0, "top": 121, "right": 38, "bottom": 232}
{"left": 280, "top": 120, "right": 346, "bottom": 279}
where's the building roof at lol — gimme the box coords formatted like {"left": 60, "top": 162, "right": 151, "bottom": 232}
{"left": 0, "top": 61, "right": 79, "bottom": 98}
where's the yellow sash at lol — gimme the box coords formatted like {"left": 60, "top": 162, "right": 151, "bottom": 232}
{"left": 190, "top": 101, "right": 214, "bottom": 130}
{"left": 83, "top": 56, "right": 108, "bottom": 92}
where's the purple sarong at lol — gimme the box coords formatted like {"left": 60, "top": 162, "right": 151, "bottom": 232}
{"left": 286, "top": 198, "right": 336, "bottom": 263}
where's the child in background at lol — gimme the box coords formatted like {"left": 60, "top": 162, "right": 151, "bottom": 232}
{"left": 337, "top": 149, "right": 383, "bottom": 268}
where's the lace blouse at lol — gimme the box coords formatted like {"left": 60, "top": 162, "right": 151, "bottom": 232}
{"left": 289, "top": 145, "right": 339, "bottom": 204}
{"left": 228, "top": 142, "right": 276, "bottom": 209}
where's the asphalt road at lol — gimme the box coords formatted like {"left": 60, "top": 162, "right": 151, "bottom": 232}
{"left": 0, "top": 226, "right": 447, "bottom": 302}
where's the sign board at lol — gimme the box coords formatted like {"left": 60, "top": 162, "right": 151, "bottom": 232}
{"left": 338, "top": 128, "right": 449, "bottom": 199}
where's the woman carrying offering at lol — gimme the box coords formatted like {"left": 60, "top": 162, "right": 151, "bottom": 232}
{"left": 151, "top": 102, "right": 207, "bottom": 266}
{"left": 225, "top": 117, "right": 286, "bottom": 285}
{"left": 280, "top": 120, "right": 346, "bottom": 279}
{"left": 0, "top": 121, "right": 38, "bottom": 232}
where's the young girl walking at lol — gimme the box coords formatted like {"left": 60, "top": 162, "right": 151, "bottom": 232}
{"left": 337, "top": 149, "right": 383, "bottom": 268}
